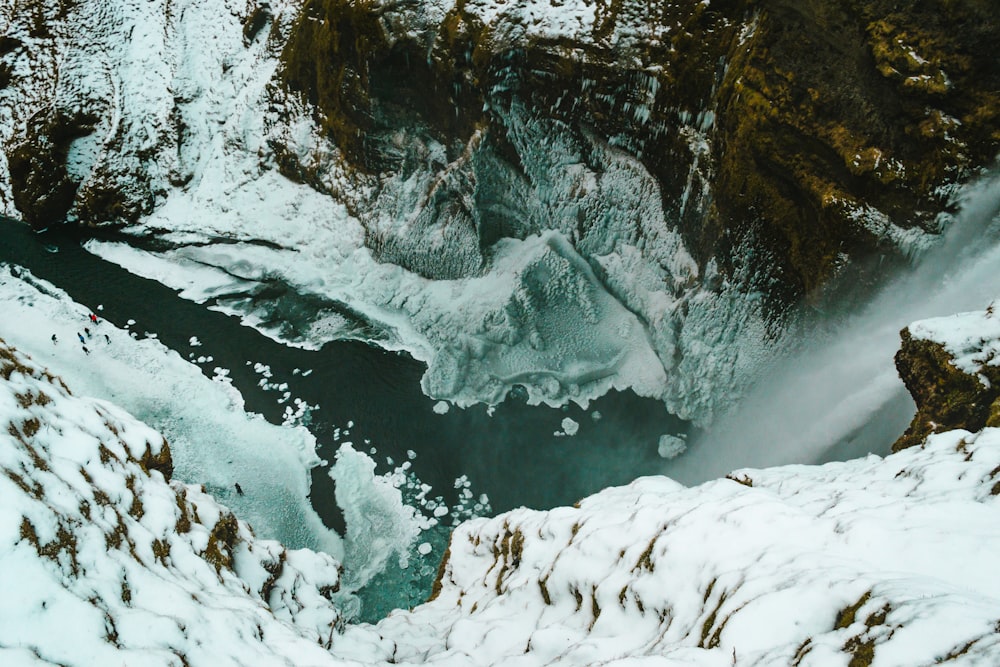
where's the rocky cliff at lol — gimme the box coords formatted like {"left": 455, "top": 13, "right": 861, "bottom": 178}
{"left": 894, "top": 302, "right": 1000, "bottom": 450}
{"left": 276, "top": 0, "right": 1000, "bottom": 297}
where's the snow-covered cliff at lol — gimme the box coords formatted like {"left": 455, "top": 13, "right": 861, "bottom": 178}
{"left": 2, "top": 260, "right": 1000, "bottom": 665}
{"left": 0, "top": 336, "right": 345, "bottom": 665}
{"left": 347, "top": 428, "right": 1000, "bottom": 665}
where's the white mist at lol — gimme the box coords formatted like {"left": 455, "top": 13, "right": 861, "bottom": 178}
{"left": 665, "top": 169, "right": 1000, "bottom": 485}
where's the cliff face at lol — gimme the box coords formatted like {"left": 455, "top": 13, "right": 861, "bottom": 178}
{"left": 894, "top": 303, "right": 1000, "bottom": 451}
{"left": 277, "top": 0, "right": 1000, "bottom": 299}
{"left": 2, "top": 0, "right": 998, "bottom": 420}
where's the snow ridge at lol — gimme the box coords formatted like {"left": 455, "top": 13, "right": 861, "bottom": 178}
{"left": 345, "top": 430, "right": 1000, "bottom": 666}
{"left": 0, "top": 338, "right": 344, "bottom": 666}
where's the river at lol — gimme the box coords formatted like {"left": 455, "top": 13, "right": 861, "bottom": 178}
{"left": 0, "top": 216, "right": 683, "bottom": 534}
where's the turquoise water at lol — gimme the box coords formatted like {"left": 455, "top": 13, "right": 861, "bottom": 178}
{"left": 0, "top": 217, "right": 683, "bottom": 617}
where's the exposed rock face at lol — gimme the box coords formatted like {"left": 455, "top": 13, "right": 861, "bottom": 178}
{"left": 894, "top": 303, "right": 1000, "bottom": 450}
{"left": 277, "top": 0, "right": 1000, "bottom": 298}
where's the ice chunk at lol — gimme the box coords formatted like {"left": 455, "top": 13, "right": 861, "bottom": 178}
{"left": 330, "top": 444, "right": 420, "bottom": 590}
{"left": 657, "top": 434, "right": 687, "bottom": 459}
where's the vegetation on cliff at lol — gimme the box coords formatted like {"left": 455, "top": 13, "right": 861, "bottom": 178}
{"left": 894, "top": 304, "right": 1000, "bottom": 450}
{"left": 278, "top": 0, "right": 1000, "bottom": 304}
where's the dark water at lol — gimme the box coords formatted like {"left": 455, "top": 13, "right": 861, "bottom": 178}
{"left": 0, "top": 217, "right": 682, "bottom": 534}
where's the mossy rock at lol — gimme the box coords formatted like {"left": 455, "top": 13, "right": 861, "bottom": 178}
{"left": 893, "top": 329, "right": 1000, "bottom": 451}
{"left": 276, "top": 0, "right": 1000, "bottom": 308}
{"left": 7, "top": 110, "right": 98, "bottom": 227}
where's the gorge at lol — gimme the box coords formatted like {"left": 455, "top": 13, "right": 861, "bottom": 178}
{"left": 1, "top": 0, "right": 1000, "bottom": 664}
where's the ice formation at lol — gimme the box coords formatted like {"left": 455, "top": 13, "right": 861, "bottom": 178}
{"left": 1, "top": 263, "right": 1000, "bottom": 664}
{"left": 0, "top": 264, "right": 340, "bottom": 555}
{"left": 0, "top": 0, "right": 773, "bottom": 424}
{"left": 908, "top": 303, "right": 1000, "bottom": 379}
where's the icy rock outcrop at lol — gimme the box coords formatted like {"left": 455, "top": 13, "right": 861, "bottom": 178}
{"left": 0, "top": 338, "right": 345, "bottom": 665}
{"left": 346, "top": 429, "right": 1000, "bottom": 666}
{"left": 894, "top": 302, "right": 1000, "bottom": 450}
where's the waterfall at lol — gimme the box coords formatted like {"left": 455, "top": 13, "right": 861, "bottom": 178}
{"left": 665, "top": 168, "right": 1000, "bottom": 485}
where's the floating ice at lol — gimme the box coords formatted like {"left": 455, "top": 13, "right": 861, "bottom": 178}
{"left": 330, "top": 444, "right": 420, "bottom": 591}
{"left": 657, "top": 433, "right": 687, "bottom": 459}
{"left": 554, "top": 416, "right": 580, "bottom": 437}
{"left": 0, "top": 266, "right": 341, "bottom": 556}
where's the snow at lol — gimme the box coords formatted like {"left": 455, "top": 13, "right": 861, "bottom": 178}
{"left": 375, "top": 0, "right": 680, "bottom": 53}
{"left": 2, "top": 262, "right": 1000, "bottom": 664}
{"left": 336, "top": 428, "right": 1000, "bottom": 665}
{"left": 330, "top": 444, "right": 422, "bottom": 597}
{"left": 3, "top": 1, "right": 1000, "bottom": 659}
{"left": 908, "top": 301, "right": 1000, "bottom": 379}
{"left": 0, "top": 332, "right": 345, "bottom": 665}
{"left": 0, "top": 264, "right": 340, "bottom": 556}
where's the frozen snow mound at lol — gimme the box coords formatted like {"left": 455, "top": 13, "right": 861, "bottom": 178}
{"left": 0, "top": 338, "right": 345, "bottom": 666}
{"left": 418, "top": 231, "right": 669, "bottom": 409}
{"left": 343, "top": 428, "right": 1000, "bottom": 665}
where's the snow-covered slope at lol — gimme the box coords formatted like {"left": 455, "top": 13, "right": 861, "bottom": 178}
{"left": 0, "top": 336, "right": 345, "bottom": 665}
{"left": 348, "top": 429, "right": 1000, "bottom": 666}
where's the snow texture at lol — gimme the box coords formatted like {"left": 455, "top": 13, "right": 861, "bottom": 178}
{"left": 340, "top": 428, "right": 1000, "bottom": 666}
{"left": 2, "top": 264, "right": 1000, "bottom": 665}
{"left": 909, "top": 301, "right": 1000, "bottom": 381}
{"left": 0, "top": 264, "right": 340, "bottom": 556}
{"left": 0, "top": 335, "right": 345, "bottom": 666}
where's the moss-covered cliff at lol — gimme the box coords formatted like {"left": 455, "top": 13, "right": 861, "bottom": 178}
{"left": 278, "top": 0, "right": 1000, "bottom": 303}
